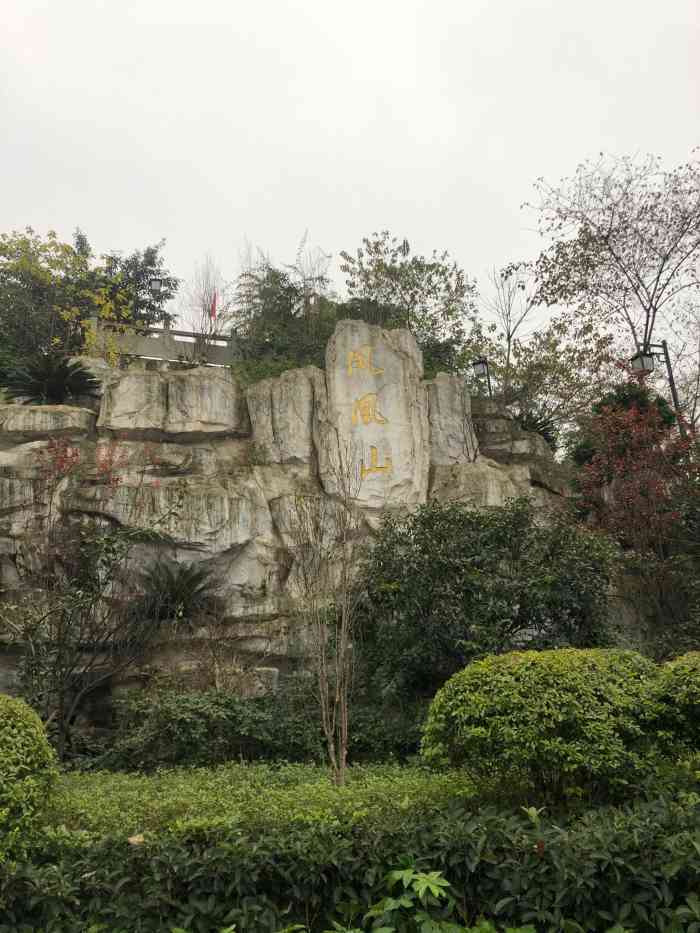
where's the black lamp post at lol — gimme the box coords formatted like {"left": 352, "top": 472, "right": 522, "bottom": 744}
{"left": 630, "top": 340, "right": 686, "bottom": 438}
{"left": 472, "top": 358, "right": 492, "bottom": 398}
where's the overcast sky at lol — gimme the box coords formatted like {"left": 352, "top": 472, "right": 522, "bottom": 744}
{"left": 2, "top": 0, "right": 698, "bottom": 297}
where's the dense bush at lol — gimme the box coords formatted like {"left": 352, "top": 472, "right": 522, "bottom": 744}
{"left": 0, "top": 694, "right": 57, "bottom": 859}
{"left": 101, "top": 687, "right": 323, "bottom": 770}
{"left": 360, "top": 499, "right": 617, "bottom": 699}
{"left": 653, "top": 651, "right": 700, "bottom": 751}
{"left": 617, "top": 551, "right": 700, "bottom": 661}
{"left": 421, "top": 649, "right": 659, "bottom": 799}
{"left": 99, "top": 681, "right": 425, "bottom": 772}
{"left": 4, "top": 762, "right": 700, "bottom": 930}
{"left": 347, "top": 695, "right": 427, "bottom": 763}
{"left": 232, "top": 239, "right": 472, "bottom": 387}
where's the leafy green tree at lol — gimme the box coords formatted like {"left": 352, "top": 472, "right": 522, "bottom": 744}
{"left": 233, "top": 260, "right": 338, "bottom": 376}
{"left": 233, "top": 233, "right": 479, "bottom": 383}
{"left": 0, "top": 229, "right": 178, "bottom": 364}
{"left": 359, "top": 499, "right": 616, "bottom": 698}
{"left": 340, "top": 231, "right": 477, "bottom": 376}
{"left": 0, "top": 228, "right": 102, "bottom": 357}
{"left": 102, "top": 239, "right": 178, "bottom": 328}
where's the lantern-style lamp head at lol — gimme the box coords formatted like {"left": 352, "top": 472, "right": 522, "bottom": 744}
{"left": 149, "top": 277, "right": 163, "bottom": 297}
{"left": 472, "top": 358, "right": 490, "bottom": 379}
{"left": 630, "top": 349, "right": 655, "bottom": 373}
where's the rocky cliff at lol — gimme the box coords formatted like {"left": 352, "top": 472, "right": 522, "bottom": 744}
{"left": 0, "top": 321, "right": 568, "bottom": 683}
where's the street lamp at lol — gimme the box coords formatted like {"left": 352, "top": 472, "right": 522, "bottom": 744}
{"left": 629, "top": 340, "right": 686, "bottom": 438}
{"left": 149, "top": 277, "right": 163, "bottom": 297}
{"left": 629, "top": 349, "right": 655, "bottom": 374}
{"left": 472, "top": 357, "right": 493, "bottom": 398}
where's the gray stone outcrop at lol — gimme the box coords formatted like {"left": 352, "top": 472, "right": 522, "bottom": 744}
{"left": 425, "top": 373, "right": 478, "bottom": 465}
{"left": 246, "top": 367, "right": 326, "bottom": 466}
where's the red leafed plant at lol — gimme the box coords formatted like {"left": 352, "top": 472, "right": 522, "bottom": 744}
{"left": 578, "top": 396, "right": 697, "bottom": 557}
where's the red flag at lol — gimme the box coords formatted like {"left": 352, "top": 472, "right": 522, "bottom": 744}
{"left": 209, "top": 289, "right": 217, "bottom": 321}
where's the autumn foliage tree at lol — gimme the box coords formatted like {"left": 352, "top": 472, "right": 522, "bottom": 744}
{"left": 475, "top": 264, "right": 615, "bottom": 448}
{"left": 575, "top": 380, "right": 700, "bottom": 656}
{"left": 532, "top": 152, "right": 700, "bottom": 352}
{"left": 531, "top": 151, "right": 700, "bottom": 425}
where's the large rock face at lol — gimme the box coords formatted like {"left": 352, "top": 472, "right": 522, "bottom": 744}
{"left": 0, "top": 321, "right": 568, "bottom": 680}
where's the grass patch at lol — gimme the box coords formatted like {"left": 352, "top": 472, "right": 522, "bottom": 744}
{"left": 45, "top": 762, "right": 475, "bottom": 837}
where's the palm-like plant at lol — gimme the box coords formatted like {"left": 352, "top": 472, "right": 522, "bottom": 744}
{"left": 1, "top": 355, "right": 101, "bottom": 405}
{"left": 136, "top": 560, "right": 218, "bottom": 628}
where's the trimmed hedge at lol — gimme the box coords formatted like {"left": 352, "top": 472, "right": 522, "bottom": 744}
{"left": 421, "top": 649, "right": 658, "bottom": 799}
{"left": 0, "top": 694, "right": 57, "bottom": 860}
{"left": 3, "top": 785, "right": 700, "bottom": 931}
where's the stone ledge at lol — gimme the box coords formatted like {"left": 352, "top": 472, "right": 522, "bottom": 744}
{"left": 97, "top": 368, "right": 250, "bottom": 440}
{"left": 0, "top": 405, "right": 96, "bottom": 444}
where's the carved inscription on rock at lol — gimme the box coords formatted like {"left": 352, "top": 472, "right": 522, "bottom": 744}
{"left": 321, "top": 320, "right": 429, "bottom": 509}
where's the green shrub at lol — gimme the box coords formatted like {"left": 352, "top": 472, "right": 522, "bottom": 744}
{"left": 359, "top": 499, "right": 617, "bottom": 700}
{"left": 0, "top": 694, "right": 57, "bottom": 859}
{"left": 421, "top": 649, "right": 658, "bottom": 799}
{"left": 231, "top": 357, "right": 309, "bottom": 387}
{"left": 101, "top": 686, "right": 323, "bottom": 771}
{"left": 103, "top": 683, "right": 427, "bottom": 772}
{"left": 653, "top": 652, "right": 700, "bottom": 751}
